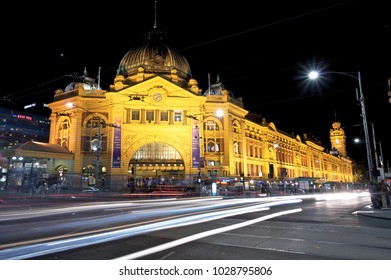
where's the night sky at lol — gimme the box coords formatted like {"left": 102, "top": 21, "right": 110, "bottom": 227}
{"left": 2, "top": 0, "right": 390, "bottom": 167}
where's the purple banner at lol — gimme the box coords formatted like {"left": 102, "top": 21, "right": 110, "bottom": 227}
{"left": 192, "top": 125, "right": 200, "bottom": 168}
{"left": 112, "top": 116, "right": 121, "bottom": 168}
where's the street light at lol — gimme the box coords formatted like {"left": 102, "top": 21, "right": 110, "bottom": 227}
{"left": 186, "top": 109, "right": 225, "bottom": 196}
{"left": 308, "top": 70, "right": 375, "bottom": 183}
{"left": 354, "top": 136, "right": 385, "bottom": 182}
{"left": 371, "top": 122, "right": 385, "bottom": 181}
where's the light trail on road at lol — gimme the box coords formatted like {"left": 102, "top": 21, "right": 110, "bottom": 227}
{"left": 113, "top": 208, "right": 302, "bottom": 260}
{"left": 0, "top": 198, "right": 302, "bottom": 259}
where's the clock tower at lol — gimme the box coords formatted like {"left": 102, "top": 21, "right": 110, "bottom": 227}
{"left": 330, "top": 121, "right": 347, "bottom": 157}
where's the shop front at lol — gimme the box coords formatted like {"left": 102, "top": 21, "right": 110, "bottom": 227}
{"left": 0, "top": 141, "right": 74, "bottom": 193}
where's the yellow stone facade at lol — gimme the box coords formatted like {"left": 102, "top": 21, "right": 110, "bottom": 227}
{"left": 47, "top": 28, "right": 354, "bottom": 191}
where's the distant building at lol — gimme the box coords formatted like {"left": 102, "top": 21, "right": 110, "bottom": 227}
{"left": 0, "top": 106, "right": 50, "bottom": 149}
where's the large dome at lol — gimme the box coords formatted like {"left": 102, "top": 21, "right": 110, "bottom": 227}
{"left": 117, "top": 29, "right": 192, "bottom": 81}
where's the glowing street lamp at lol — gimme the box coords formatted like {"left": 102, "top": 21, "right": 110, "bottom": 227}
{"left": 186, "top": 108, "right": 225, "bottom": 195}
{"left": 308, "top": 70, "right": 374, "bottom": 183}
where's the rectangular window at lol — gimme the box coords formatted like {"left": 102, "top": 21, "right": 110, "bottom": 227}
{"left": 82, "top": 136, "right": 107, "bottom": 151}
{"left": 314, "top": 156, "right": 321, "bottom": 168}
{"left": 146, "top": 110, "right": 154, "bottom": 122}
{"left": 206, "top": 120, "right": 215, "bottom": 130}
{"left": 207, "top": 138, "right": 214, "bottom": 152}
{"left": 234, "top": 142, "right": 239, "bottom": 154}
{"left": 101, "top": 136, "right": 107, "bottom": 151}
{"left": 160, "top": 110, "right": 168, "bottom": 121}
{"left": 82, "top": 136, "right": 91, "bottom": 151}
{"left": 216, "top": 139, "right": 221, "bottom": 152}
{"left": 174, "top": 111, "right": 182, "bottom": 122}
{"left": 132, "top": 109, "right": 140, "bottom": 121}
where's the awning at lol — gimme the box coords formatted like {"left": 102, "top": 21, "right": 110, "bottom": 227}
{"left": 0, "top": 141, "right": 74, "bottom": 160}
{"left": 293, "top": 177, "right": 320, "bottom": 182}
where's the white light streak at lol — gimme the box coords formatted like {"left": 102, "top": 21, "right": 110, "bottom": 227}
{"left": 114, "top": 208, "right": 302, "bottom": 260}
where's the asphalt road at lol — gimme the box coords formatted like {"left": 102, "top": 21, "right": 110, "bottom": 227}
{"left": 1, "top": 192, "right": 389, "bottom": 260}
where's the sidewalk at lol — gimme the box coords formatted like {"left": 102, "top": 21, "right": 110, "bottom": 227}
{"left": 353, "top": 204, "right": 391, "bottom": 220}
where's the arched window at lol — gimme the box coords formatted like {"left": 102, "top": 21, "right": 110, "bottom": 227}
{"left": 57, "top": 118, "right": 70, "bottom": 148}
{"left": 205, "top": 120, "right": 219, "bottom": 131}
{"left": 206, "top": 138, "right": 221, "bottom": 152}
{"left": 82, "top": 116, "right": 107, "bottom": 152}
{"left": 133, "top": 142, "right": 182, "bottom": 161}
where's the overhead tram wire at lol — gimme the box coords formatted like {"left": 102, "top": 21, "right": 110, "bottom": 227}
{"left": 2, "top": 76, "right": 65, "bottom": 102}
{"left": 177, "top": 0, "right": 355, "bottom": 53}
{"left": 73, "top": 1, "right": 358, "bottom": 90}
{"left": 244, "top": 86, "right": 361, "bottom": 108}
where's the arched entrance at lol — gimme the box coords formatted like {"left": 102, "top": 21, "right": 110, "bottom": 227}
{"left": 128, "top": 142, "right": 185, "bottom": 191}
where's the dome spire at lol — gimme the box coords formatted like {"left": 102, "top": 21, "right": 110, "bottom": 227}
{"left": 144, "top": 0, "right": 166, "bottom": 43}
{"left": 154, "top": 0, "right": 158, "bottom": 30}
{"left": 116, "top": 0, "right": 191, "bottom": 82}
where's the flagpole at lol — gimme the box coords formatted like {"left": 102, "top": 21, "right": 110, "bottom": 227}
{"left": 97, "top": 67, "right": 101, "bottom": 89}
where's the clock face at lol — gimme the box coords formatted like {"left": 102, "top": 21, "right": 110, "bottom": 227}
{"left": 335, "top": 139, "right": 340, "bottom": 144}
{"left": 153, "top": 93, "right": 162, "bottom": 102}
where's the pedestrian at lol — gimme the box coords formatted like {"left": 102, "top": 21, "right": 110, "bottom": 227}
{"left": 368, "top": 182, "right": 381, "bottom": 209}
{"left": 379, "top": 180, "right": 390, "bottom": 207}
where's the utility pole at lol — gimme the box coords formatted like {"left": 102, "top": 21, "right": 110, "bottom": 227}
{"left": 371, "top": 122, "right": 385, "bottom": 182}
{"left": 308, "top": 71, "right": 374, "bottom": 183}
{"left": 378, "top": 141, "right": 385, "bottom": 181}
{"left": 371, "top": 122, "right": 379, "bottom": 182}
{"left": 95, "top": 119, "right": 101, "bottom": 189}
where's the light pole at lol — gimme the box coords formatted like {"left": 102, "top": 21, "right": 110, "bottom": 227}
{"left": 377, "top": 141, "right": 385, "bottom": 181}
{"left": 308, "top": 70, "right": 374, "bottom": 183}
{"left": 371, "top": 122, "right": 385, "bottom": 181}
{"left": 187, "top": 109, "right": 224, "bottom": 196}
{"left": 91, "top": 120, "right": 101, "bottom": 189}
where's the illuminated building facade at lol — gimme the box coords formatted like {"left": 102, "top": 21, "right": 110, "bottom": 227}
{"left": 0, "top": 106, "right": 68, "bottom": 191}
{"left": 47, "top": 27, "right": 354, "bottom": 191}
{"left": 0, "top": 106, "right": 50, "bottom": 149}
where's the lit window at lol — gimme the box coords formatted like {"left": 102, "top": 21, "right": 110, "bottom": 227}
{"left": 160, "top": 110, "right": 168, "bottom": 121}
{"left": 174, "top": 111, "right": 182, "bottom": 122}
{"left": 132, "top": 109, "right": 140, "bottom": 121}
{"left": 146, "top": 110, "right": 154, "bottom": 122}
{"left": 206, "top": 120, "right": 219, "bottom": 130}
{"left": 234, "top": 142, "right": 239, "bottom": 154}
